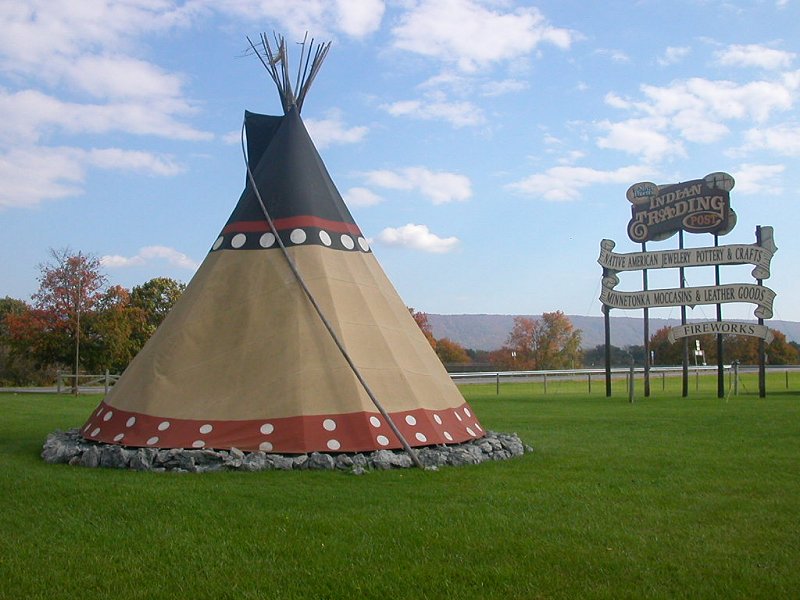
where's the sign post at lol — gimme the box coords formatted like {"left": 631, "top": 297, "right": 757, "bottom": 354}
{"left": 598, "top": 172, "right": 778, "bottom": 398}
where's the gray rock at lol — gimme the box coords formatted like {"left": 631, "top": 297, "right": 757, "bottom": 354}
{"left": 308, "top": 452, "right": 335, "bottom": 470}
{"left": 99, "top": 444, "right": 130, "bottom": 469}
{"left": 335, "top": 454, "right": 354, "bottom": 470}
{"left": 242, "top": 451, "right": 269, "bottom": 472}
{"left": 272, "top": 455, "right": 294, "bottom": 470}
{"left": 79, "top": 445, "right": 101, "bottom": 468}
{"left": 41, "top": 428, "right": 530, "bottom": 473}
{"left": 371, "top": 449, "right": 394, "bottom": 470}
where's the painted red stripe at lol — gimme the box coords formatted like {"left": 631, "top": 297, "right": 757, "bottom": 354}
{"left": 223, "top": 217, "right": 362, "bottom": 236}
{"left": 81, "top": 401, "right": 484, "bottom": 454}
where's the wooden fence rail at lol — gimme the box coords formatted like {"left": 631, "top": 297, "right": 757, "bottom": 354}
{"left": 56, "top": 370, "right": 121, "bottom": 395}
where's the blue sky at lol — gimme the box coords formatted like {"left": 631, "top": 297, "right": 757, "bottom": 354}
{"left": 2, "top": 0, "right": 799, "bottom": 324}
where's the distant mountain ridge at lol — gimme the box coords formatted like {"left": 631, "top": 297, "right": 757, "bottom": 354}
{"left": 427, "top": 314, "right": 800, "bottom": 351}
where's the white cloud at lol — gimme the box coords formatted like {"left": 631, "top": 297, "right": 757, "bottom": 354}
{"left": 596, "top": 117, "right": 683, "bottom": 163}
{"left": 481, "top": 79, "right": 529, "bottom": 97}
{"left": 715, "top": 44, "right": 796, "bottom": 70}
{"left": 0, "top": 147, "right": 85, "bottom": 209}
{"left": 391, "top": 0, "right": 574, "bottom": 72}
{"left": 381, "top": 97, "right": 485, "bottom": 127}
{"left": 304, "top": 112, "right": 368, "bottom": 148}
{"left": 375, "top": 223, "right": 459, "bottom": 253}
{"left": 597, "top": 74, "right": 800, "bottom": 162}
{"left": 658, "top": 46, "right": 691, "bottom": 66}
{"left": 507, "top": 165, "right": 656, "bottom": 202}
{"left": 343, "top": 187, "right": 383, "bottom": 207}
{"left": 85, "top": 148, "right": 184, "bottom": 176}
{"left": 210, "top": 0, "right": 384, "bottom": 39}
{"left": 0, "top": 88, "right": 209, "bottom": 144}
{"left": 102, "top": 246, "right": 199, "bottom": 270}
{"left": 0, "top": 146, "right": 184, "bottom": 209}
{"left": 362, "top": 167, "right": 472, "bottom": 204}
{"left": 731, "top": 163, "right": 785, "bottom": 195}
{"left": 739, "top": 123, "right": 800, "bottom": 156}
{"left": 335, "top": 0, "right": 385, "bottom": 37}
{"left": 596, "top": 48, "right": 630, "bottom": 64}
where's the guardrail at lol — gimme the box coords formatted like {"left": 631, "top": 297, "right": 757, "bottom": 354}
{"left": 449, "top": 364, "right": 800, "bottom": 394}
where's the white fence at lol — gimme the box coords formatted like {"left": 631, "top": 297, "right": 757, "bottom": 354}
{"left": 449, "top": 364, "right": 800, "bottom": 395}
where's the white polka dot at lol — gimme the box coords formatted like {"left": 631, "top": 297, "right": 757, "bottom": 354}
{"left": 96, "top": 408, "right": 104, "bottom": 416}
{"left": 444, "top": 431, "right": 453, "bottom": 441}
{"left": 113, "top": 433, "right": 125, "bottom": 442}
{"left": 126, "top": 417, "right": 136, "bottom": 428}
{"left": 327, "top": 439, "right": 341, "bottom": 451}
{"left": 358, "top": 237, "right": 369, "bottom": 252}
{"left": 90, "top": 427, "right": 101, "bottom": 437}
{"left": 260, "top": 423, "right": 274, "bottom": 435}
{"left": 231, "top": 233, "right": 247, "bottom": 248}
{"left": 455, "top": 411, "right": 463, "bottom": 422}
{"left": 323, "top": 418, "right": 337, "bottom": 431}
{"left": 199, "top": 424, "right": 213, "bottom": 434}
{"left": 464, "top": 407, "right": 472, "bottom": 417}
{"left": 376, "top": 435, "right": 390, "bottom": 446}
{"left": 319, "top": 230, "right": 332, "bottom": 246}
{"left": 83, "top": 424, "right": 91, "bottom": 433}
{"left": 212, "top": 236, "right": 224, "bottom": 250}
{"left": 369, "top": 416, "right": 381, "bottom": 428}
{"left": 415, "top": 432, "right": 428, "bottom": 443}
{"left": 340, "top": 234, "right": 355, "bottom": 250}
{"left": 103, "top": 411, "right": 114, "bottom": 422}
{"left": 466, "top": 427, "right": 476, "bottom": 436}
{"left": 259, "top": 232, "right": 276, "bottom": 248}
{"left": 146, "top": 436, "right": 159, "bottom": 445}
{"left": 434, "top": 414, "right": 443, "bottom": 425}
{"left": 192, "top": 440, "right": 205, "bottom": 448}
{"left": 290, "top": 229, "right": 307, "bottom": 244}
{"left": 157, "top": 421, "right": 170, "bottom": 431}
{"left": 405, "top": 415, "right": 417, "bottom": 426}
{"left": 259, "top": 441, "right": 273, "bottom": 451}
{"left": 475, "top": 422, "right": 483, "bottom": 432}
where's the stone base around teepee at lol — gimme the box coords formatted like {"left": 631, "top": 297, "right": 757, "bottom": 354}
{"left": 42, "top": 429, "right": 531, "bottom": 474}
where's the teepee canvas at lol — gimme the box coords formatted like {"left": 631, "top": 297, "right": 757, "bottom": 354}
{"left": 81, "top": 35, "right": 483, "bottom": 454}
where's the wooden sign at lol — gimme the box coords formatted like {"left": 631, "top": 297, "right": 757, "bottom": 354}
{"left": 667, "top": 322, "right": 774, "bottom": 343}
{"left": 626, "top": 172, "right": 735, "bottom": 242}
{"left": 598, "top": 226, "right": 776, "bottom": 279}
{"left": 600, "top": 282, "right": 776, "bottom": 319}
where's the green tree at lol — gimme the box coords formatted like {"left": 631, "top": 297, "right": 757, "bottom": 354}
{"left": 130, "top": 277, "right": 186, "bottom": 336}
{"left": 83, "top": 285, "right": 149, "bottom": 373}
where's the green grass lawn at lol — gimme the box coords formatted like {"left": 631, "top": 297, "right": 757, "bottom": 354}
{"left": 1, "top": 377, "right": 799, "bottom": 599}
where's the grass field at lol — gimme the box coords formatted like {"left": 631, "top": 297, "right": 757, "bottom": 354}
{"left": 1, "top": 375, "right": 799, "bottom": 599}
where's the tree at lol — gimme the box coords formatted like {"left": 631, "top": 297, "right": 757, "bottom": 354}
{"left": 435, "top": 337, "right": 471, "bottom": 365}
{"left": 649, "top": 326, "right": 717, "bottom": 366}
{"left": 82, "top": 286, "right": 149, "bottom": 373}
{"left": 535, "top": 311, "right": 583, "bottom": 369}
{"left": 495, "top": 312, "right": 582, "bottom": 370}
{"left": 0, "top": 297, "right": 37, "bottom": 385}
{"left": 32, "top": 248, "right": 107, "bottom": 392}
{"left": 408, "top": 307, "right": 436, "bottom": 349}
{"left": 583, "top": 343, "right": 636, "bottom": 367}
{"left": 130, "top": 277, "right": 186, "bottom": 335}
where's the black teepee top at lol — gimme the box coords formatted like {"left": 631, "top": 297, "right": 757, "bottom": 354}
{"left": 210, "top": 35, "right": 368, "bottom": 255}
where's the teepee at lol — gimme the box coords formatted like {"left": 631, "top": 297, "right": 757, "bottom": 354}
{"left": 80, "top": 34, "right": 484, "bottom": 455}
